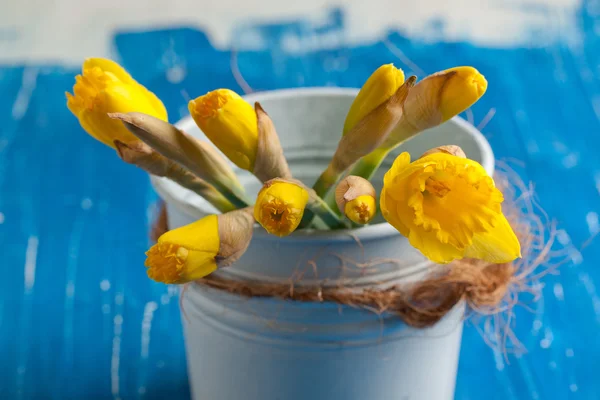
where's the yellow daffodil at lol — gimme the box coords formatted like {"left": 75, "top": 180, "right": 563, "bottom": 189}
{"left": 189, "top": 89, "right": 258, "bottom": 171}
{"left": 343, "top": 64, "right": 405, "bottom": 135}
{"left": 254, "top": 180, "right": 309, "bottom": 237}
{"left": 380, "top": 150, "right": 521, "bottom": 264}
{"left": 145, "top": 208, "right": 254, "bottom": 284}
{"left": 66, "top": 58, "right": 167, "bottom": 148}
{"left": 335, "top": 175, "right": 377, "bottom": 225}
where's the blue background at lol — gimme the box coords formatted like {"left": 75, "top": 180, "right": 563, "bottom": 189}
{"left": 1, "top": 4, "right": 599, "bottom": 399}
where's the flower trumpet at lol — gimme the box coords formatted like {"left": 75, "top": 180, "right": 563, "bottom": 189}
{"left": 380, "top": 145, "right": 521, "bottom": 264}
{"left": 254, "top": 180, "right": 309, "bottom": 237}
{"left": 145, "top": 207, "right": 254, "bottom": 284}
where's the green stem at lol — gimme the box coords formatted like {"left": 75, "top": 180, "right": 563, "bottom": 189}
{"left": 298, "top": 209, "right": 315, "bottom": 229}
{"left": 170, "top": 172, "right": 237, "bottom": 213}
{"left": 312, "top": 164, "right": 342, "bottom": 198}
{"left": 324, "top": 190, "right": 342, "bottom": 217}
{"left": 212, "top": 180, "right": 252, "bottom": 209}
{"left": 301, "top": 164, "right": 344, "bottom": 228}
{"left": 307, "top": 193, "right": 347, "bottom": 230}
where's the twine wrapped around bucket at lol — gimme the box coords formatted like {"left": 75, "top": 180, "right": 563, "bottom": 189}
{"left": 152, "top": 164, "right": 558, "bottom": 348}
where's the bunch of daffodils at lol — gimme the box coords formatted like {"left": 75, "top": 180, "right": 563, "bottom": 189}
{"left": 67, "top": 58, "right": 521, "bottom": 284}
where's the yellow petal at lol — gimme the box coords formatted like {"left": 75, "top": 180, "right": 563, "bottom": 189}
{"left": 78, "top": 108, "right": 129, "bottom": 147}
{"left": 66, "top": 91, "right": 83, "bottom": 117}
{"left": 158, "top": 214, "right": 220, "bottom": 253}
{"left": 465, "top": 213, "right": 521, "bottom": 263}
{"left": 83, "top": 58, "right": 135, "bottom": 84}
{"left": 408, "top": 229, "right": 464, "bottom": 264}
{"left": 189, "top": 89, "right": 258, "bottom": 171}
{"left": 344, "top": 64, "right": 405, "bottom": 135}
{"left": 178, "top": 249, "right": 218, "bottom": 281}
{"left": 383, "top": 152, "right": 411, "bottom": 187}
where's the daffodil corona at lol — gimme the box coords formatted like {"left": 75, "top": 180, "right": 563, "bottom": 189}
{"left": 66, "top": 58, "right": 167, "bottom": 148}
{"left": 254, "top": 180, "right": 309, "bottom": 237}
{"left": 380, "top": 149, "right": 521, "bottom": 264}
{"left": 145, "top": 208, "right": 254, "bottom": 284}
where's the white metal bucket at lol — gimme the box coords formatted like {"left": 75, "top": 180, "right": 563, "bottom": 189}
{"left": 151, "top": 88, "right": 494, "bottom": 400}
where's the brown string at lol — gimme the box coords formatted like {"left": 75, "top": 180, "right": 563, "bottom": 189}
{"left": 196, "top": 260, "right": 519, "bottom": 328}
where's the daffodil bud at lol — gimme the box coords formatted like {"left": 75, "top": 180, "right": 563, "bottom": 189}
{"left": 189, "top": 90, "right": 291, "bottom": 182}
{"left": 384, "top": 66, "right": 488, "bottom": 148}
{"left": 343, "top": 64, "right": 405, "bottom": 135}
{"left": 312, "top": 76, "right": 416, "bottom": 197}
{"left": 110, "top": 112, "right": 250, "bottom": 208}
{"left": 254, "top": 179, "right": 309, "bottom": 237}
{"left": 380, "top": 149, "right": 521, "bottom": 264}
{"left": 335, "top": 176, "right": 376, "bottom": 225}
{"left": 348, "top": 66, "right": 488, "bottom": 183}
{"left": 114, "top": 140, "right": 236, "bottom": 213}
{"left": 189, "top": 89, "right": 258, "bottom": 170}
{"left": 145, "top": 207, "right": 254, "bottom": 284}
{"left": 66, "top": 58, "right": 167, "bottom": 148}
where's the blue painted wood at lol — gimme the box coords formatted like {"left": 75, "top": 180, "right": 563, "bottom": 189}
{"left": 1, "top": 4, "right": 599, "bottom": 399}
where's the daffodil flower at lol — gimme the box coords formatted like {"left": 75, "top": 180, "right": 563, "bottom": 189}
{"left": 380, "top": 148, "right": 521, "bottom": 264}
{"left": 145, "top": 208, "right": 254, "bottom": 284}
{"left": 66, "top": 58, "right": 167, "bottom": 148}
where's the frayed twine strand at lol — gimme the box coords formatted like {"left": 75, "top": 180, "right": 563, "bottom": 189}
{"left": 153, "top": 164, "right": 584, "bottom": 356}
